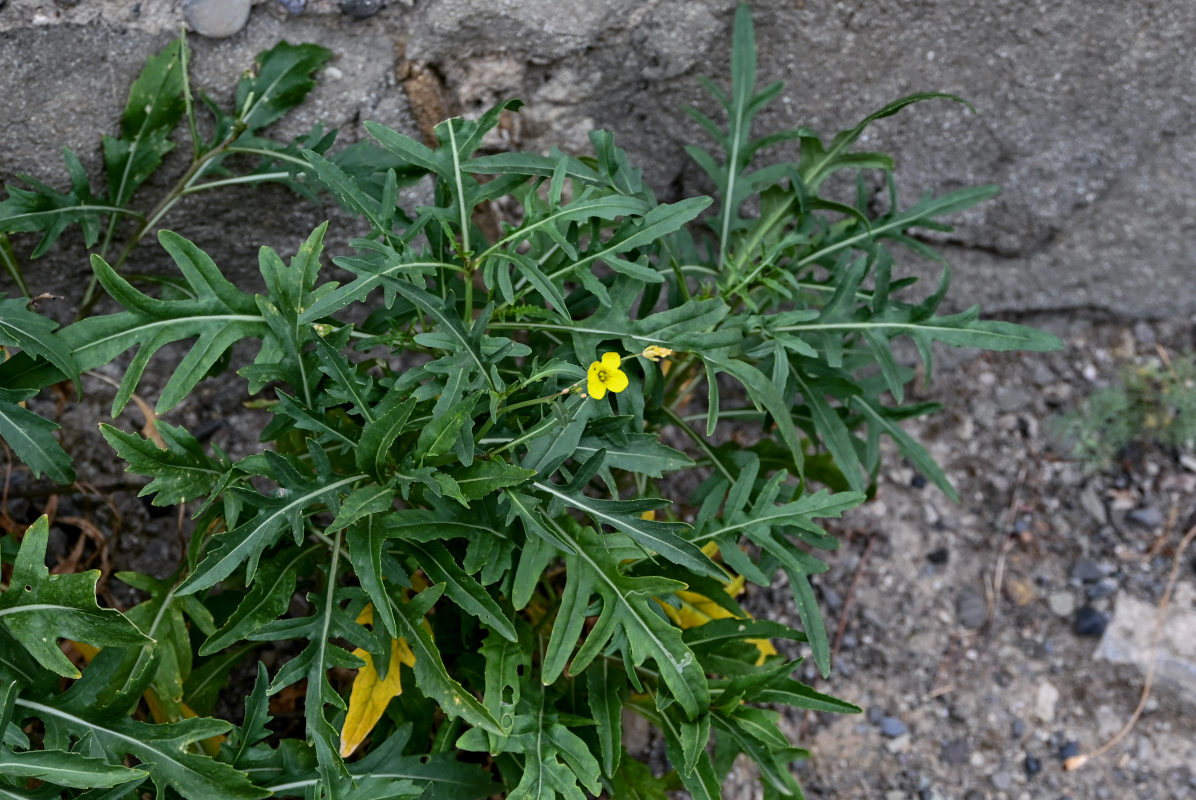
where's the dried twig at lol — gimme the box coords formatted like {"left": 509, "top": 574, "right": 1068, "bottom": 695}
{"left": 831, "top": 534, "right": 877, "bottom": 664}
{"left": 987, "top": 463, "right": 1028, "bottom": 625}
{"left": 1065, "top": 520, "right": 1196, "bottom": 771}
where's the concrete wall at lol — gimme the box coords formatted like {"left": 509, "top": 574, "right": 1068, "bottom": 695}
{"left": 3, "top": 0, "right": 1193, "bottom": 318}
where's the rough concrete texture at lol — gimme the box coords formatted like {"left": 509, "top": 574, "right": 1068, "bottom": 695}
{"left": 2, "top": 0, "right": 1194, "bottom": 317}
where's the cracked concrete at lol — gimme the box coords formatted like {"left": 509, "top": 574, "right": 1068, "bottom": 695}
{"left": 1, "top": 0, "right": 1193, "bottom": 318}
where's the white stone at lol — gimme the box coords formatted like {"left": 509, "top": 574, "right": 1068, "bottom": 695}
{"left": 183, "top": 0, "right": 251, "bottom": 39}
{"left": 1048, "top": 591, "right": 1076, "bottom": 617}
{"left": 1094, "top": 582, "right": 1196, "bottom": 710}
{"left": 1035, "top": 681, "right": 1060, "bottom": 723}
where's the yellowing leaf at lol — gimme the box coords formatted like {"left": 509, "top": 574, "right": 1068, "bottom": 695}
{"left": 339, "top": 604, "right": 416, "bottom": 758}
{"left": 656, "top": 546, "right": 778, "bottom": 665}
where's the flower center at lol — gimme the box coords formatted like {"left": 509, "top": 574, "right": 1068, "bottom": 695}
{"left": 596, "top": 368, "right": 609, "bottom": 382}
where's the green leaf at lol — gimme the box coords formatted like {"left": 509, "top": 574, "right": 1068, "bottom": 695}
{"left": 302, "top": 148, "right": 391, "bottom": 235}
{"left": 586, "top": 659, "right": 624, "bottom": 778}
{"left": 0, "top": 517, "right": 148, "bottom": 678}
{"left": 851, "top": 396, "right": 959, "bottom": 502}
{"left": 800, "top": 91, "right": 974, "bottom": 191}
{"left": 573, "top": 434, "right": 693, "bottom": 478}
{"left": 387, "top": 586, "right": 504, "bottom": 735}
{"left": 536, "top": 515, "right": 708, "bottom": 720}
{"left": 0, "top": 749, "right": 146, "bottom": 789}
{"left": 417, "top": 396, "right": 475, "bottom": 462}
{"left": 183, "top": 644, "right": 255, "bottom": 717}
{"left": 345, "top": 516, "right": 398, "bottom": 639}
{"left": 69, "top": 233, "right": 266, "bottom": 415}
{"left": 100, "top": 421, "right": 231, "bottom": 505}
{"left": 400, "top": 541, "right": 516, "bottom": 642}
{"left": 481, "top": 623, "right": 528, "bottom": 738}
{"left": 14, "top": 698, "right": 267, "bottom": 800}
{"left": 0, "top": 295, "right": 79, "bottom": 383}
{"left": 199, "top": 546, "right": 317, "bottom": 656}
{"left": 609, "top": 755, "right": 673, "bottom": 800}
{"left": 532, "top": 480, "right": 724, "bottom": 581}
{"left": 705, "top": 357, "right": 804, "bottom": 477}
{"left": 327, "top": 484, "right": 395, "bottom": 533}
{"left": 356, "top": 390, "right": 417, "bottom": 478}
{"left": 236, "top": 42, "right": 333, "bottom": 132}
{"left": 102, "top": 37, "right": 187, "bottom": 209}
{"left": 450, "top": 458, "right": 537, "bottom": 500}
{"left": 0, "top": 150, "right": 118, "bottom": 258}
{"left": 0, "top": 388, "right": 74, "bottom": 484}
{"left": 543, "top": 197, "right": 712, "bottom": 290}
{"left": 178, "top": 466, "right": 365, "bottom": 597}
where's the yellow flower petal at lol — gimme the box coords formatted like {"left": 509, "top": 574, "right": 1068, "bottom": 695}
{"left": 605, "top": 367, "right": 629, "bottom": 394}
{"left": 600, "top": 352, "right": 622, "bottom": 369}
{"left": 587, "top": 368, "right": 608, "bottom": 399}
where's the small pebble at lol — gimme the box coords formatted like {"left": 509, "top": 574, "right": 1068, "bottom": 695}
{"left": 1010, "top": 718, "right": 1026, "bottom": 738}
{"left": 881, "top": 717, "right": 908, "bottom": 738}
{"left": 1133, "top": 320, "right": 1156, "bottom": 346}
{"left": 1127, "top": 505, "right": 1164, "bottom": 529}
{"left": 941, "top": 738, "right": 970, "bottom": 765}
{"left": 964, "top": 791, "right": 985, "bottom": 800}
{"left": 1024, "top": 753, "right": 1042, "bottom": 776}
{"left": 885, "top": 733, "right": 910, "bottom": 754}
{"left": 340, "top": 0, "right": 385, "bottom": 18}
{"left": 990, "top": 770, "right": 1013, "bottom": 791}
{"left": 911, "top": 473, "right": 927, "bottom": 489}
{"left": 885, "top": 791, "right": 905, "bottom": 800}
{"left": 1071, "top": 558, "right": 1105, "bottom": 583}
{"left": 1074, "top": 606, "right": 1109, "bottom": 637}
{"left": 182, "top": 0, "right": 251, "bottom": 37}
{"left": 956, "top": 590, "right": 987, "bottom": 629}
{"left": 1086, "top": 576, "right": 1118, "bottom": 599}
{"left": 1058, "top": 740, "right": 1079, "bottom": 760}
{"left": 1048, "top": 591, "right": 1076, "bottom": 617}
{"left": 927, "top": 547, "right": 949, "bottom": 565}
{"left": 277, "top": 0, "right": 305, "bottom": 11}
{"left": 867, "top": 705, "right": 885, "bottom": 725}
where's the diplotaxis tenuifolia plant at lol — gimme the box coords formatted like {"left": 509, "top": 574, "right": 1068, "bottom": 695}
{"left": 0, "top": 6, "right": 1060, "bottom": 798}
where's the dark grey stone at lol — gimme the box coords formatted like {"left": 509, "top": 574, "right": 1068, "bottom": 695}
{"left": 339, "top": 0, "right": 385, "bottom": 19}
{"left": 1074, "top": 606, "right": 1110, "bottom": 637}
{"left": 956, "top": 589, "right": 987, "bottom": 629}
{"left": 1071, "top": 558, "right": 1106, "bottom": 583}
{"left": 1128, "top": 506, "right": 1164, "bottom": 529}
{"left": 1086, "top": 577, "right": 1119, "bottom": 599}
{"left": 880, "top": 717, "right": 908, "bottom": 738}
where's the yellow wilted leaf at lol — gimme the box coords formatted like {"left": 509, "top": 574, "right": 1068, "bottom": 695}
{"left": 339, "top": 604, "right": 416, "bottom": 758}
{"left": 656, "top": 545, "right": 778, "bottom": 666}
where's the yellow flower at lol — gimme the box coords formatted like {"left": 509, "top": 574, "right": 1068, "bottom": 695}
{"left": 641, "top": 345, "right": 674, "bottom": 362}
{"left": 587, "top": 352, "right": 629, "bottom": 399}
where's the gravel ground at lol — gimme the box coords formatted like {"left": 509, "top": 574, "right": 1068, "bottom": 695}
{"left": 730, "top": 313, "right": 1196, "bottom": 800}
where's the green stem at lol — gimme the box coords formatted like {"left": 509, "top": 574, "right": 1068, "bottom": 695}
{"left": 661, "top": 405, "right": 735, "bottom": 483}
{"left": 76, "top": 123, "right": 248, "bottom": 320}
